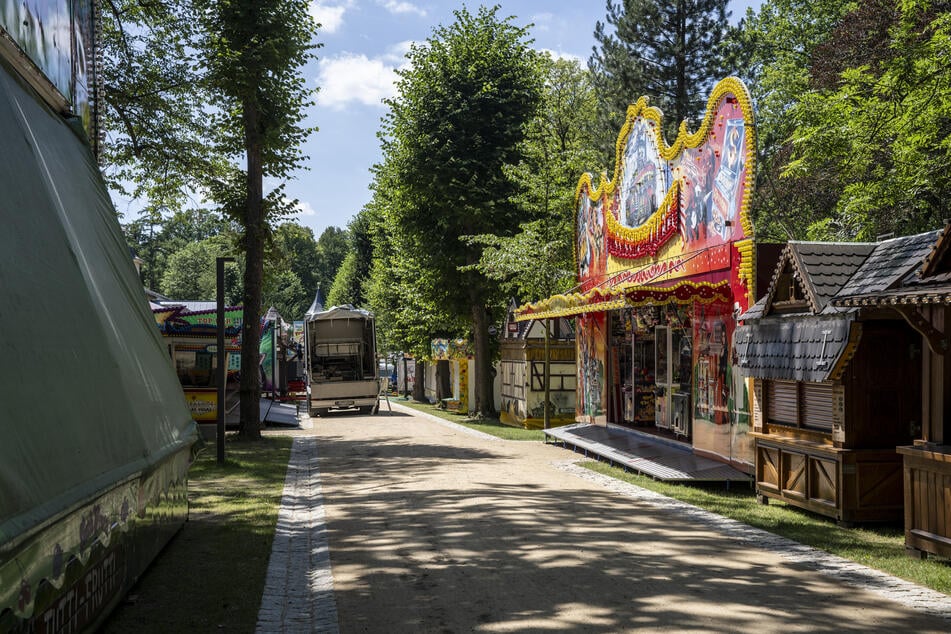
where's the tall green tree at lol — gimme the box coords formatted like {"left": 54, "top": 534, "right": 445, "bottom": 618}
{"left": 782, "top": 0, "right": 951, "bottom": 239}
{"left": 198, "top": 0, "right": 319, "bottom": 437}
{"left": 379, "top": 6, "right": 543, "bottom": 414}
{"left": 469, "top": 56, "right": 603, "bottom": 303}
{"left": 159, "top": 236, "right": 241, "bottom": 302}
{"left": 124, "top": 208, "right": 231, "bottom": 291}
{"left": 723, "top": 0, "right": 854, "bottom": 240}
{"left": 272, "top": 222, "right": 320, "bottom": 295}
{"left": 314, "top": 226, "right": 350, "bottom": 294}
{"left": 589, "top": 0, "right": 730, "bottom": 157}
{"left": 100, "top": 0, "right": 225, "bottom": 212}
{"left": 327, "top": 209, "right": 374, "bottom": 307}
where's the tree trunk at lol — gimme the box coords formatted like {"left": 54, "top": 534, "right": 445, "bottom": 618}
{"left": 435, "top": 360, "right": 451, "bottom": 402}
{"left": 412, "top": 359, "right": 426, "bottom": 402}
{"left": 470, "top": 296, "right": 495, "bottom": 417}
{"left": 239, "top": 94, "right": 264, "bottom": 440}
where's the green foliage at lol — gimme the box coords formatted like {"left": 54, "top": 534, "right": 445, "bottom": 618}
{"left": 99, "top": 0, "right": 226, "bottom": 212}
{"left": 468, "top": 57, "right": 603, "bottom": 303}
{"left": 370, "top": 6, "right": 543, "bottom": 403}
{"left": 196, "top": 0, "right": 319, "bottom": 434}
{"left": 784, "top": 0, "right": 951, "bottom": 239}
{"left": 159, "top": 236, "right": 241, "bottom": 302}
{"left": 124, "top": 208, "right": 232, "bottom": 292}
{"left": 326, "top": 251, "right": 359, "bottom": 307}
{"left": 314, "top": 226, "right": 350, "bottom": 293}
{"left": 262, "top": 268, "right": 307, "bottom": 321}
{"left": 589, "top": 0, "right": 730, "bottom": 157}
{"left": 272, "top": 222, "right": 320, "bottom": 295}
{"left": 724, "top": 0, "right": 857, "bottom": 240}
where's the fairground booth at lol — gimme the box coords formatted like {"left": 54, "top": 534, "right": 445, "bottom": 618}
{"left": 0, "top": 2, "right": 197, "bottom": 630}
{"left": 500, "top": 302, "right": 576, "bottom": 429}
{"left": 517, "top": 78, "right": 776, "bottom": 472}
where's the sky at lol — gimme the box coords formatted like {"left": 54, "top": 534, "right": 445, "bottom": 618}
{"left": 193, "top": 0, "right": 761, "bottom": 239}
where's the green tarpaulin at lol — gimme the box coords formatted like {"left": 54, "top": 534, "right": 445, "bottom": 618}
{"left": 0, "top": 58, "right": 197, "bottom": 551}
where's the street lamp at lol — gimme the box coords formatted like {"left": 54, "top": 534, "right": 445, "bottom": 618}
{"left": 217, "top": 256, "right": 235, "bottom": 464}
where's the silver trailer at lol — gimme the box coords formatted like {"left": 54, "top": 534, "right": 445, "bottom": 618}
{"left": 305, "top": 305, "right": 379, "bottom": 415}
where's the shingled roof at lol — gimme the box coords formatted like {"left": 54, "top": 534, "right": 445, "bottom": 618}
{"left": 833, "top": 229, "right": 942, "bottom": 301}
{"left": 734, "top": 314, "right": 858, "bottom": 382}
{"left": 740, "top": 241, "right": 874, "bottom": 319}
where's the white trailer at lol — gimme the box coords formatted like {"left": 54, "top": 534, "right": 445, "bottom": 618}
{"left": 305, "top": 305, "right": 379, "bottom": 415}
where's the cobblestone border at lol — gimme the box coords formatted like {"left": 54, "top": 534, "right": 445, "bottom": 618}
{"left": 555, "top": 459, "right": 951, "bottom": 621}
{"left": 256, "top": 436, "right": 339, "bottom": 633}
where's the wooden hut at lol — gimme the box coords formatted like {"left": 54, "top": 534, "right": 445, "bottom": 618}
{"left": 735, "top": 232, "right": 938, "bottom": 524}
{"left": 500, "top": 304, "right": 576, "bottom": 428}
{"left": 833, "top": 225, "right": 951, "bottom": 555}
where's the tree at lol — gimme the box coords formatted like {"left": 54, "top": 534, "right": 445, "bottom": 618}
{"left": 589, "top": 0, "right": 730, "bottom": 157}
{"left": 722, "top": 0, "right": 854, "bottom": 240}
{"left": 314, "top": 226, "right": 350, "bottom": 293}
{"left": 198, "top": 0, "right": 319, "bottom": 438}
{"left": 272, "top": 222, "right": 320, "bottom": 295}
{"left": 159, "top": 236, "right": 241, "bottom": 302}
{"left": 379, "top": 6, "right": 543, "bottom": 415}
{"left": 468, "top": 56, "right": 603, "bottom": 303}
{"left": 124, "top": 207, "right": 231, "bottom": 291}
{"left": 327, "top": 209, "right": 374, "bottom": 307}
{"left": 100, "top": 0, "right": 225, "bottom": 213}
{"left": 781, "top": 0, "right": 951, "bottom": 239}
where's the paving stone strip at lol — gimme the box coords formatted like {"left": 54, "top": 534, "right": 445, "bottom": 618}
{"left": 555, "top": 459, "right": 951, "bottom": 622}
{"left": 256, "top": 436, "right": 339, "bottom": 634}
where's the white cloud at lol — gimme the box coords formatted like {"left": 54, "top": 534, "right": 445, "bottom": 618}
{"left": 379, "top": 0, "right": 426, "bottom": 17}
{"left": 539, "top": 48, "right": 584, "bottom": 65}
{"left": 287, "top": 198, "right": 316, "bottom": 217}
{"left": 316, "top": 43, "right": 413, "bottom": 109}
{"left": 310, "top": 2, "right": 350, "bottom": 34}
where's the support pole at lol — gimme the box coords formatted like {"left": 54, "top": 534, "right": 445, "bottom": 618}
{"left": 216, "top": 256, "right": 235, "bottom": 465}
{"left": 544, "top": 318, "right": 551, "bottom": 430}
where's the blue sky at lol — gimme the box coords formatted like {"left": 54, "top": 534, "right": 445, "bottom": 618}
{"left": 128, "top": 1, "right": 761, "bottom": 238}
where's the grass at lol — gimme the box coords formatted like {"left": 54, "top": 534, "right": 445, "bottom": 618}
{"left": 583, "top": 460, "right": 951, "bottom": 595}
{"left": 396, "top": 397, "right": 546, "bottom": 441}
{"left": 101, "top": 435, "right": 293, "bottom": 634}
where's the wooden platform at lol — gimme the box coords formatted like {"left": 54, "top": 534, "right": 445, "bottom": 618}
{"left": 545, "top": 423, "right": 751, "bottom": 483}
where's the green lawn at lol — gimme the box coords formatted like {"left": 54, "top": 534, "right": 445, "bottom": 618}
{"left": 583, "top": 460, "right": 951, "bottom": 595}
{"left": 101, "top": 436, "right": 293, "bottom": 634}
{"left": 396, "top": 398, "right": 546, "bottom": 441}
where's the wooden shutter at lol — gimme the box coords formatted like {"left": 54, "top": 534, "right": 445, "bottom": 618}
{"left": 766, "top": 380, "right": 799, "bottom": 425}
{"left": 801, "top": 382, "right": 834, "bottom": 432}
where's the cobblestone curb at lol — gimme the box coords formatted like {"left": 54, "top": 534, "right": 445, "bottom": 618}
{"left": 389, "top": 401, "right": 502, "bottom": 442}
{"left": 555, "top": 459, "right": 951, "bottom": 622}
{"left": 256, "top": 436, "right": 339, "bottom": 633}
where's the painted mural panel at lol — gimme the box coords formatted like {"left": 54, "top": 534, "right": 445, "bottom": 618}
{"left": 576, "top": 313, "right": 607, "bottom": 424}
{"left": 690, "top": 299, "right": 752, "bottom": 465}
{"left": 618, "top": 118, "right": 669, "bottom": 228}
{"left": 576, "top": 189, "right": 606, "bottom": 292}
{"left": 0, "top": 0, "right": 96, "bottom": 128}
{"left": 573, "top": 78, "right": 755, "bottom": 311}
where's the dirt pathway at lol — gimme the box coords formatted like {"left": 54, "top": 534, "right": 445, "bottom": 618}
{"left": 310, "top": 407, "right": 950, "bottom": 633}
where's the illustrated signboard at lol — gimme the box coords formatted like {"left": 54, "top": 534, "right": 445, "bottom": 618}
{"left": 526, "top": 77, "right": 756, "bottom": 321}
{"left": 0, "top": 0, "right": 97, "bottom": 137}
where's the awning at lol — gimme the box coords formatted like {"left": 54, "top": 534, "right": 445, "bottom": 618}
{"left": 515, "top": 280, "right": 732, "bottom": 321}
{"left": 734, "top": 314, "right": 859, "bottom": 382}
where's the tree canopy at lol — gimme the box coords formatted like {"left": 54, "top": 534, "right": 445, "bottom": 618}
{"left": 196, "top": 0, "right": 319, "bottom": 435}
{"left": 371, "top": 5, "right": 544, "bottom": 413}
{"left": 589, "top": 0, "right": 730, "bottom": 154}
